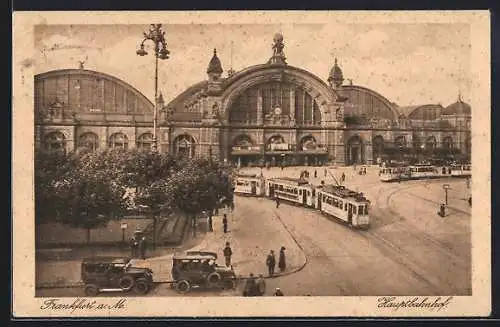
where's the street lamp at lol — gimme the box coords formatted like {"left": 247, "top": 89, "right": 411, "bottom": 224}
{"left": 136, "top": 24, "right": 170, "bottom": 152}
{"left": 443, "top": 183, "right": 451, "bottom": 205}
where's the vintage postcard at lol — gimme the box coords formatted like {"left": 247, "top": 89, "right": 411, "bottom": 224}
{"left": 12, "top": 11, "right": 491, "bottom": 317}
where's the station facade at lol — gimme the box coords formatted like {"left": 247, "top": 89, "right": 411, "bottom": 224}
{"left": 34, "top": 34, "right": 471, "bottom": 166}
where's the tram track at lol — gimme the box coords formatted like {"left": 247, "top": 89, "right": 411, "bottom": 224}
{"left": 365, "top": 182, "right": 469, "bottom": 294}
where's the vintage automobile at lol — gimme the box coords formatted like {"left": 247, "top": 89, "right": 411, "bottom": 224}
{"left": 171, "top": 251, "right": 237, "bottom": 293}
{"left": 81, "top": 257, "right": 154, "bottom": 296}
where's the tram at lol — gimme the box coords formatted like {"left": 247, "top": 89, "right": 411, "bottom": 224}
{"left": 407, "top": 164, "right": 438, "bottom": 179}
{"left": 233, "top": 173, "right": 265, "bottom": 196}
{"left": 379, "top": 166, "right": 409, "bottom": 182}
{"left": 450, "top": 164, "right": 472, "bottom": 177}
{"left": 265, "top": 177, "right": 316, "bottom": 207}
{"left": 316, "top": 185, "right": 370, "bottom": 229}
{"left": 379, "top": 164, "right": 445, "bottom": 182}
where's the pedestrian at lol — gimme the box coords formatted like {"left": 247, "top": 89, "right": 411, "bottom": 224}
{"left": 139, "top": 236, "right": 147, "bottom": 259}
{"left": 266, "top": 250, "right": 276, "bottom": 277}
{"left": 275, "top": 197, "right": 280, "bottom": 208}
{"left": 363, "top": 167, "right": 367, "bottom": 175}
{"left": 223, "top": 241, "right": 233, "bottom": 267}
{"left": 257, "top": 274, "right": 266, "bottom": 296}
{"left": 468, "top": 196, "right": 472, "bottom": 207}
{"left": 273, "top": 287, "right": 284, "bottom": 296}
{"left": 341, "top": 172, "right": 345, "bottom": 183}
{"left": 438, "top": 203, "right": 446, "bottom": 217}
{"left": 324, "top": 168, "right": 327, "bottom": 177}
{"left": 278, "top": 246, "right": 286, "bottom": 272}
{"left": 243, "top": 273, "right": 255, "bottom": 296}
{"left": 314, "top": 169, "right": 317, "bottom": 178}
{"left": 223, "top": 214, "right": 228, "bottom": 233}
{"left": 129, "top": 236, "right": 138, "bottom": 258}
{"left": 208, "top": 213, "right": 213, "bottom": 232}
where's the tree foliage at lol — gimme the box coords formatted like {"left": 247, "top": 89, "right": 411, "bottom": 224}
{"left": 35, "top": 149, "right": 233, "bottom": 230}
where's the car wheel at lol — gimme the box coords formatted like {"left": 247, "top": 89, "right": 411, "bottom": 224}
{"left": 175, "top": 280, "right": 191, "bottom": 294}
{"left": 84, "top": 284, "right": 99, "bottom": 297}
{"left": 134, "top": 278, "right": 150, "bottom": 295}
{"left": 118, "top": 275, "right": 135, "bottom": 291}
{"left": 207, "top": 272, "right": 221, "bottom": 287}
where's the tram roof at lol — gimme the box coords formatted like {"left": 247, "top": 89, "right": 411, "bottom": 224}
{"left": 268, "top": 177, "right": 310, "bottom": 185}
{"left": 320, "top": 185, "right": 369, "bottom": 202}
{"left": 235, "top": 173, "right": 259, "bottom": 178}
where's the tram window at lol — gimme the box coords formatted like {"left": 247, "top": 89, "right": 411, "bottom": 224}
{"left": 339, "top": 200, "right": 343, "bottom": 208}
{"left": 312, "top": 189, "right": 315, "bottom": 197}
{"left": 345, "top": 203, "right": 347, "bottom": 211}
{"left": 352, "top": 206, "right": 356, "bottom": 215}
{"left": 365, "top": 205, "right": 369, "bottom": 215}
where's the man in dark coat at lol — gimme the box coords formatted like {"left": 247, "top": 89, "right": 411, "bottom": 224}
{"left": 222, "top": 214, "right": 228, "bottom": 233}
{"left": 129, "top": 236, "right": 139, "bottom": 258}
{"left": 223, "top": 242, "right": 233, "bottom": 267}
{"left": 208, "top": 212, "right": 213, "bottom": 232}
{"left": 243, "top": 273, "right": 257, "bottom": 296}
{"left": 278, "top": 246, "right": 286, "bottom": 272}
{"left": 275, "top": 197, "right": 280, "bottom": 208}
{"left": 139, "top": 236, "right": 147, "bottom": 259}
{"left": 266, "top": 250, "right": 276, "bottom": 277}
{"left": 256, "top": 274, "right": 266, "bottom": 296}
{"left": 314, "top": 170, "right": 317, "bottom": 178}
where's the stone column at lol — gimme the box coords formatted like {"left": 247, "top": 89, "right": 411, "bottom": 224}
{"left": 365, "top": 142, "right": 373, "bottom": 165}
{"left": 289, "top": 88, "right": 295, "bottom": 123}
{"left": 257, "top": 88, "right": 263, "bottom": 124}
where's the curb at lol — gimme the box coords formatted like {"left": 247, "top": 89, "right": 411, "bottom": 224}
{"left": 265, "top": 212, "right": 308, "bottom": 279}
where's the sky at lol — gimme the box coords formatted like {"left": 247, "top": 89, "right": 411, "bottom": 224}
{"left": 34, "top": 23, "right": 471, "bottom": 107}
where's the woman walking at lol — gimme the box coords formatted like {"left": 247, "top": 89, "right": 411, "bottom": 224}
{"left": 278, "top": 246, "right": 286, "bottom": 273}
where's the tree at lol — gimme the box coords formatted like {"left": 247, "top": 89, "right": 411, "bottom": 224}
{"left": 166, "top": 158, "right": 233, "bottom": 237}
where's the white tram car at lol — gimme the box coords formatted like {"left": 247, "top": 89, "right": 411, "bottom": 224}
{"left": 316, "top": 185, "right": 370, "bottom": 229}
{"left": 407, "top": 164, "right": 438, "bottom": 179}
{"left": 450, "top": 164, "right": 471, "bottom": 177}
{"left": 379, "top": 166, "right": 409, "bottom": 182}
{"left": 233, "top": 173, "right": 265, "bottom": 196}
{"left": 380, "top": 164, "right": 440, "bottom": 182}
{"left": 265, "top": 177, "right": 316, "bottom": 207}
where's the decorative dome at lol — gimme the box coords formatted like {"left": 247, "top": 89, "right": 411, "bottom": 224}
{"left": 443, "top": 95, "right": 471, "bottom": 115}
{"left": 328, "top": 58, "right": 344, "bottom": 88}
{"left": 207, "top": 48, "right": 223, "bottom": 75}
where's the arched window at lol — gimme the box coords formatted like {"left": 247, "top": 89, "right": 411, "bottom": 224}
{"left": 233, "top": 135, "right": 254, "bottom": 148}
{"left": 266, "top": 135, "right": 286, "bottom": 151}
{"left": 43, "top": 131, "right": 66, "bottom": 153}
{"left": 442, "top": 136, "right": 453, "bottom": 149}
{"left": 109, "top": 133, "right": 129, "bottom": 150}
{"left": 78, "top": 132, "right": 99, "bottom": 152}
{"left": 136, "top": 132, "right": 154, "bottom": 151}
{"left": 300, "top": 135, "right": 318, "bottom": 151}
{"left": 174, "top": 134, "right": 196, "bottom": 158}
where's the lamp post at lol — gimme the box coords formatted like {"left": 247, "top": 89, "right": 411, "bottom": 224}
{"left": 136, "top": 24, "right": 170, "bottom": 152}
{"left": 443, "top": 183, "right": 451, "bottom": 205}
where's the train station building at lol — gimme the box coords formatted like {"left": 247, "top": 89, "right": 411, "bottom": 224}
{"left": 34, "top": 33, "right": 471, "bottom": 166}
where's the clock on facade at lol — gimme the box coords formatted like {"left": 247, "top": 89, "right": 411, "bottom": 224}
{"left": 274, "top": 107, "right": 282, "bottom": 115}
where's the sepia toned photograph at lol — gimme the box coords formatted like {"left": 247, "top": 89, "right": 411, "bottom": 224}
{"left": 12, "top": 11, "right": 490, "bottom": 317}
